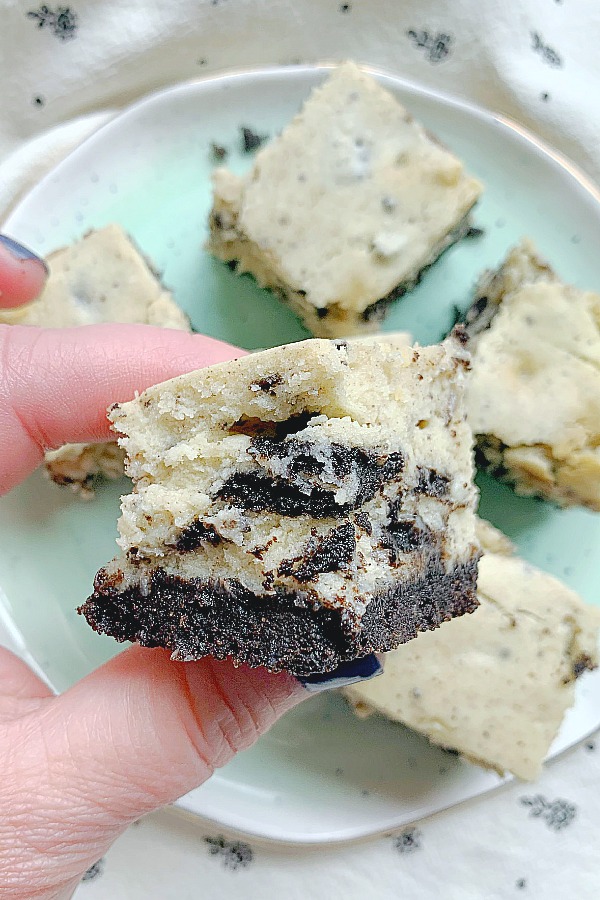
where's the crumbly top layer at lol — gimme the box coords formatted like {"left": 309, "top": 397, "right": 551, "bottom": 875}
{"left": 346, "top": 546, "right": 600, "bottom": 780}
{"left": 111, "top": 335, "right": 469, "bottom": 482}
{"left": 105, "top": 335, "right": 478, "bottom": 617}
{"left": 466, "top": 240, "right": 600, "bottom": 454}
{"left": 0, "top": 224, "right": 189, "bottom": 330}
{"left": 212, "top": 62, "right": 482, "bottom": 312}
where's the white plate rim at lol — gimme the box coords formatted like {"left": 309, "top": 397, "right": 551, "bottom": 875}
{"left": 2, "top": 62, "right": 600, "bottom": 846}
{"left": 4, "top": 61, "right": 600, "bottom": 234}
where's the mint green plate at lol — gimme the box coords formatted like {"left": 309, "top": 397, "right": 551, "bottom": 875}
{"left": 1, "top": 65, "right": 599, "bottom": 843}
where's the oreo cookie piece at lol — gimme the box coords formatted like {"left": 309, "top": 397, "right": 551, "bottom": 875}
{"left": 80, "top": 334, "right": 480, "bottom": 675}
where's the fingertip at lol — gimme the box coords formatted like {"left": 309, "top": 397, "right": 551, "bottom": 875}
{"left": 0, "top": 237, "right": 48, "bottom": 308}
{"left": 0, "top": 323, "right": 245, "bottom": 493}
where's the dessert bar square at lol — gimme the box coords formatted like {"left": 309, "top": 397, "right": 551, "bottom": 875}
{"left": 464, "top": 239, "right": 600, "bottom": 509}
{"left": 345, "top": 520, "right": 600, "bottom": 780}
{"left": 208, "top": 62, "right": 482, "bottom": 338}
{"left": 80, "top": 335, "right": 480, "bottom": 675}
{"left": 0, "top": 225, "right": 190, "bottom": 497}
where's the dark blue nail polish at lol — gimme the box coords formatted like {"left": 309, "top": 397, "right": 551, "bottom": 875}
{"left": 0, "top": 234, "right": 48, "bottom": 271}
{"left": 299, "top": 654, "right": 383, "bottom": 693}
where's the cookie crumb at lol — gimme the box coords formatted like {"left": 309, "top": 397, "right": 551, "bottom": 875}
{"left": 466, "top": 225, "right": 485, "bottom": 238}
{"left": 81, "top": 859, "right": 105, "bottom": 882}
{"left": 211, "top": 142, "right": 228, "bottom": 161}
{"left": 205, "top": 836, "right": 254, "bottom": 870}
{"left": 241, "top": 126, "right": 267, "bottom": 153}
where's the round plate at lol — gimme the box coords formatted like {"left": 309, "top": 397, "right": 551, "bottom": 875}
{"left": 1, "top": 64, "right": 600, "bottom": 844}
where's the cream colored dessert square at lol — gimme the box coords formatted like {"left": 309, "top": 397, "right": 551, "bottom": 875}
{"left": 80, "top": 335, "right": 480, "bottom": 676}
{"left": 464, "top": 239, "right": 600, "bottom": 510}
{"left": 345, "top": 520, "right": 600, "bottom": 780}
{"left": 0, "top": 225, "right": 190, "bottom": 497}
{"left": 208, "top": 62, "right": 482, "bottom": 338}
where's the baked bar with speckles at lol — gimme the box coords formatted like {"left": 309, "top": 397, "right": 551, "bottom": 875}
{"left": 207, "top": 62, "right": 482, "bottom": 338}
{"left": 345, "top": 519, "right": 600, "bottom": 780}
{"left": 0, "top": 225, "right": 190, "bottom": 498}
{"left": 463, "top": 239, "right": 600, "bottom": 510}
{"left": 80, "top": 334, "right": 480, "bottom": 675}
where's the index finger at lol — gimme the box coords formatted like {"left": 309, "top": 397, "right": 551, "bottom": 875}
{"left": 0, "top": 323, "right": 244, "bottom": 494}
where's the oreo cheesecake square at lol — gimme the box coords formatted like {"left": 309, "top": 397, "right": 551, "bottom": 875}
{"left": 464, "top": 239, "right": 600, "bottom": 510}
{"left": 80, "top": 335, "right": 480, "bottom": 676}
{"left": 0, "top": 225, "right": 190, "bottom": 497}
{"left": 345, "top": 520, "right": 600, "bottom": 780}
{"left": 207, "top": 62, "right": 482, "bottom": 338}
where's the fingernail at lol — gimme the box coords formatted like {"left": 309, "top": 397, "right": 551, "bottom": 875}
{"left": 0, "top": 234, "right": 49, "bottom": 271}
{"left": 299, "top": 654, "right": 383, "bottom": 693}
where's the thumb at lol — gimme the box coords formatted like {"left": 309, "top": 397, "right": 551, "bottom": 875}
{"left": 7, "top": 647, "right": 304, "bottom": 893}
{"left": 50, "top": 646, "right": 303, "bottom": 814}
{"left": 0, "top": 236, "right": 48, "bottom": 308}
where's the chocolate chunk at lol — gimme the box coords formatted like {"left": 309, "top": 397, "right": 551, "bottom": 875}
{"left": 381, "top": 512, "right": 431, "bottom": 562}
{"left": 227, "top": 411, "right": 314, "bottom": 439}
{"left": 250, "top": 374, "right": 283, "bottom": 395}
{"left": 217, "top": 472, "right": 348, "bottom": 517}
{"left": 218, "top": 443, "right": 403, "bottom": 518}
{"left": 415, "top": 467, "right": 450, "bottom": 497}
{"left": 278, "top": 523, "right": 356, "bottom": 582}
{"left": 316, "top": 307, "right": 329, "bottom": 319}
{"left": 250, "top": 437, "right": 404, "bottom": 497}
{"left": 354, "top": 511, "right": 373, "bottom": 535}
{"left": 171, "top": 520, "right": 222, "bottom": 552}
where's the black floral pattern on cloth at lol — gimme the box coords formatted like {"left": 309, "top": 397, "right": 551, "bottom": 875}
{"left": 204, "top": 835, "right": 254, "bottom": 870}
{"left": 531, "top": 32, "right": 562, "bottom": 67}
{"left": 520, "top": 795, "right": 577, "bottom": 830}
{"left": 393, "top": 828, "right": 422, "bottom": 853}
{"left": 26, "top": 5, "right": 78, "bottom": 40}
{"left": 406, "top": 30, "right": 453, "bottom": 63}
{"left": 81, "top": 858, "right": 105, "bottom": 882}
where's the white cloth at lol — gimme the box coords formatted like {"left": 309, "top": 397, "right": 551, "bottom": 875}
{"left": 2, "top": 0, "right": 600, "bottom": 215}
{"left": 0, "top": 1, "right": 598, "bottom": 897}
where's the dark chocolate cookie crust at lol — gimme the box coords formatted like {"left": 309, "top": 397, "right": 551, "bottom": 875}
{"left": 80, "top": 555, "right": 479, "bottom": 676}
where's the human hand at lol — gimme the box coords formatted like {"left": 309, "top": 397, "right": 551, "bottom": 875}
{"left": 0, "top": 237, "right": 305, "bottom": 899}
{"left": 0, "top": 235, "right": 381, "bottom": 899}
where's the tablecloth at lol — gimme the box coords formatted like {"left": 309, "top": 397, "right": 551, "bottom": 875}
{"left": 1, "top": 1, "right": 599, "bottom": 897}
